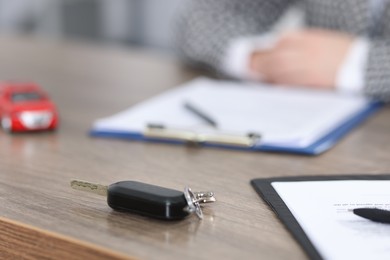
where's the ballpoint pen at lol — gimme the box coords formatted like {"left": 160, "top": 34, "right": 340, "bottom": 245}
{"left": 184, "top": 101, "right": 218, "bottom": 128}
{"left": 353, "top": 208, "right": 390, "bottom": 224}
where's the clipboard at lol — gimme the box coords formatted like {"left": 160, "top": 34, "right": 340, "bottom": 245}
{"left": 89, "top": 77, "right": 383, "bottom": 155}
{"left": 250, "top": 175, "right": 390, "bottom": 260}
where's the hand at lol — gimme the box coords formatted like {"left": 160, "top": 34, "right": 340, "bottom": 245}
{"left": 249, "top": 29, "right": 355, "bottom": 89}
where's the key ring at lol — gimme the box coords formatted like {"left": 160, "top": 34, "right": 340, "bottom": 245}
{"left": 184, "top": 186, "right": 215, "bottom": 219}
{"left": 184, "top": 186, "right": 203, "bottom": 219}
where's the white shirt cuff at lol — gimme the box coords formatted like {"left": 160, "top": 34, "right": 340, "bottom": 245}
{"left": 221, "top": 34, "right": 278, "bottom": 80}
{"left": 336, "top": 38, "right": 370, "bottom": 95}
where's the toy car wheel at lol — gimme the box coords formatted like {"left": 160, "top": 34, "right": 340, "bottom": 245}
{"left": 1, "top": 116, "right": 12, "bottom": 132}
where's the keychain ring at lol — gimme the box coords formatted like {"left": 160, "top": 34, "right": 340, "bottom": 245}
{"left": 184, "top": 186, "right": 203, "bottom": 219}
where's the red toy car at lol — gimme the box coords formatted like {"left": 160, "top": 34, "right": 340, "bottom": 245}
{"left": 0, "top": 82, "right": 58, "bottom": 132}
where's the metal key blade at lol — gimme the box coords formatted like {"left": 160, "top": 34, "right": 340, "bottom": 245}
{"left": 70, "top": 180, "right": 108, "bottom": 196}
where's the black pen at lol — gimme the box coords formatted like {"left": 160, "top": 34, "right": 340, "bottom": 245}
{"left": 184, "top": 101, "right": 218, "bottom": 128}
{"left": 353, "top": 208, "right": 390, "bottom": 224}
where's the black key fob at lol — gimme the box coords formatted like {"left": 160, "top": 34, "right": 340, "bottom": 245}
{"left": 107, "top": 181, "right": 214, "bottom": 220}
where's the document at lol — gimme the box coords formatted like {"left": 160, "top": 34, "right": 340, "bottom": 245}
{"left": 272, "top": 181, "right": 390, "bottom": 260}
{"left": 91, "top": 77, "right": 378, "bottom": 154}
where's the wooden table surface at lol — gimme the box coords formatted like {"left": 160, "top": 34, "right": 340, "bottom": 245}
{"left": 0, "top": 35, "right": 389, "bottom": 260}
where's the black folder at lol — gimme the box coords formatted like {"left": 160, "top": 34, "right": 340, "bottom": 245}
{"left": 250, "top": 174, "right": 390, "bottom": 260}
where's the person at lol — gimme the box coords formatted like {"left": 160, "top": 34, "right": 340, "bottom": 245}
{"left": 176, "top": 0, "right": 390, "bottom": 102}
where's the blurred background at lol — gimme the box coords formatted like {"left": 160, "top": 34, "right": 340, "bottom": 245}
{"left": 0, "top": 0, "right": 182, "bottom": 52}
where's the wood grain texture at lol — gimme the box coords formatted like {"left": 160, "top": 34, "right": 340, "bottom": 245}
{"left": 0, "top": 216, "right": 133, "bottom": 260}
{"left": 0, "top": 35, "right": 389, "bottom": 260}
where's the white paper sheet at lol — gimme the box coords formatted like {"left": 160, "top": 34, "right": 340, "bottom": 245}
{"left": 272, "top": 181, "right": 390, "bottom": 260}
{"left": 93, "top": 77, "right": 369, "bottom": 148}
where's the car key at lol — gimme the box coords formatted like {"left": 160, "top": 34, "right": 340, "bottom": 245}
{"left": 70, "top": 180, "right": 215, "bottom": 220}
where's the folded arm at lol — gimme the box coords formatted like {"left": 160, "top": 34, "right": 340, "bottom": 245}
{"left": 176, "top": 0, "right": 296, "bottom": 72}
{"left": 365, "top": 40, "right": 390, "bottom": 101}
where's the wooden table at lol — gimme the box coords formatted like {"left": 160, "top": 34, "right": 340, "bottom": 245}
{"left": 0, "top": 35, "right": 389, "bottom": 260}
